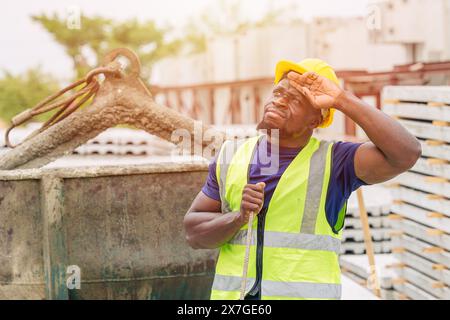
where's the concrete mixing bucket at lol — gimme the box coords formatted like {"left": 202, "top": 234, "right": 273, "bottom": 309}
{"left": 0, "top": 161, "right": 217, "bottom": 299}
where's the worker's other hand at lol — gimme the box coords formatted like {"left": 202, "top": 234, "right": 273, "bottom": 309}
{"left": 239, "top": 182, "right": 265, "bottom": 223}
{"left": 287, "top": 71, "right": 343, "bottom": 110}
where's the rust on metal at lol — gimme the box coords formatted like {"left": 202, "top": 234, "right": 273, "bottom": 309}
{"left": 0, "top": 48, "right": 225, "bottom": 170}
{"left": 0, "top": 48, "right": 224, "bottom": 300}
{"left": 0, "top": 164, "right": 216, "bottom": 300}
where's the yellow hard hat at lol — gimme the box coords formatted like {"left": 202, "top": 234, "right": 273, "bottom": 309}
{"left": 274, "top": 58, "right": 340, "bottom": 128}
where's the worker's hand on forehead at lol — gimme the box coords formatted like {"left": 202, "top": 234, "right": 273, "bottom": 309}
{"left": 287, "top": 71, "right": 343, "bottom": 110}
{"left": 239, "top": 182, "right": 265, "bottom": 223}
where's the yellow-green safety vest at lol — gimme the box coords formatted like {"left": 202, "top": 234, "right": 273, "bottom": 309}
{"left": 210, "top": 135, "right": 346, "bottom": 300}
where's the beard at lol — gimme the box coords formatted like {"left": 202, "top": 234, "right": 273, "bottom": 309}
{"left": 256, "top": 118, "right": 272, "bottom": 131}
{"left": 256, "top": 118, "right": 288, "bottom": 138}
{"left": 257, "top": 103, "right": 289, "bottom": 134}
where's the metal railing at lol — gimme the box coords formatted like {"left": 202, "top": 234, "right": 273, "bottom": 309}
{"left": 151, "top": 61, "right": 450, "bottom": 136}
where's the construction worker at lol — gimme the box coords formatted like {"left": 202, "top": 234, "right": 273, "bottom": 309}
{"left": 183, "top": 59, "right": 421, "bottom": 300}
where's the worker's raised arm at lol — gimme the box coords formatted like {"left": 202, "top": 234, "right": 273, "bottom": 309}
{"left": 335, "top": 91, "right": 421, "bottom": 184}
{"left": 184, "top": 183, "right": 264, "bottom": 249}
{"left": 287, "top": 71, "right": 421, "bottom": 185}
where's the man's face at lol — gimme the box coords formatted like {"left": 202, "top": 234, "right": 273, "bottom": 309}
{"left": 257, "top": 76, "right": 322, "bottom": 137}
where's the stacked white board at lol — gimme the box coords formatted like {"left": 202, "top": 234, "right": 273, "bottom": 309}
{"left": 0, "top": 125, "right": 176, "bottom": 156}
{"left": 383, "top": 86, "right": 450, "bottom": 300}
{"left": 0, "top": 124, "right": 259, "bottom": 157}
{"left": 340, "top": 254, "right": 398, "bottom": 300}
{"left": 341, "top": 186, "right": 393, "bottom": 255}
{"left": 341, "top": 274, "right": 379, "bottom": 300}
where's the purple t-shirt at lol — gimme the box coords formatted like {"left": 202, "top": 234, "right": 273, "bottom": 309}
{"left": 201, "top": 137, "right": 368, "bottom": 233}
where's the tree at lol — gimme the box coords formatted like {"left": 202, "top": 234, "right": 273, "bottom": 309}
{"left": 0, "top": 68, "right": 60, "bottom": 123}
{"left": 180, "top": 0, "right": 296, "bottom": 54}
{"left": 0, "top": 14, "right": 188, "bottom": 124}
{"left": 32, "top": 14, "right": 182, "bottom": 79}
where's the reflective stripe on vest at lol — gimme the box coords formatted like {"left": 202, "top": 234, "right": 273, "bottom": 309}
{"left": 228, "top": 230, "right": 341, "bottom": 254}
{"left": 211, "top": 136, "right": 342, "bottom": 300}
{"left": 216, "top": 137, "right": 259, "bottom": 214}
{"left": 301, "top": 136, "right": 331, "bottom": 234}
{"left": 212, "top": 274, "right": 342, "bottom": 300}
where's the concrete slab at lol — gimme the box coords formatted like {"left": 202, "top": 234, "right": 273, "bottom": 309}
{"left": 383, "top": 86, "right": 450, "bottom": 300}
{"left": 391, "top": 186, "right": 450, "bottom": 217}
{"left": 340, "top": 254, "right": 398, "bottom": 289}
{"left": 342, "top": 270, "right": 367, "bottom": 286}
{"left": 393, "top": 282, "right": 437, "bottom": 300}
{"left": 345, "top": 216, "right": 385, "bottom": 229}
{"left": 341, "top": 270, "right": 395, "bottom": 299}
{"left": 389, "top": 218, "right": 450, "bottom": 251}
{"left": 391, "top": 234, "right": 450, "bottom": 266}
{"left": 420, "top": 140, "right": 450, "bottom": 162}
{"left": 394, "top": 267, "right": 450, "bottom": 299}
{"left": 393, "top": 171, "right": 450, "bottom": 198}
{"left": 342, "top": 228, "right": 391, "bottom": 242}
{"left": 341, "top": 241, "right": 391, "bottom": 255}
{"left": 381, "top": 289, "right": 396, "bottom": 300}
{"left": 393, "top": 250, "right": 450, "bottom": 286}
{"left": 392, "top": 290, "right": 411, "bottom": 300}
{"left": 391, "top": 203, "right": 450, "bottom": 234}
{"left": 398, "top": 119, "right": 450, "bottom": 143}
{"left": 382, "top": 86, "right": 450, "bottom": 105}
{"left": 341, "top": 274, "right": 379, "bottom": 300}
{"left": 383, "top": 102, "right": 450, "bottom": 123}
{"left": 346, "top": 185, "right": 392, "bottom": 217}
{"left": 411, "top": 157, "right": 450, "bottom": 180}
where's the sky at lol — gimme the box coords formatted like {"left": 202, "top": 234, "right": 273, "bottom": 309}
{"left": 1, "top": 0, "right": 370, "bottom": 79}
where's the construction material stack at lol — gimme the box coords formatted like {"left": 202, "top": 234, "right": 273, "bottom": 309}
{"left": 74, "top": 128, "right": 175, "bottom": 156}
{"left": 339, "top": 254, "right": 398, "bottom": 300}
{"left": 340, "top": 186, "right": 396, "bottom": 299}
{"left": 341, "top": 186, "right": 393, "bottom": 255}
{"left": 382, "top": 86, "right": 450, "bottom": 300}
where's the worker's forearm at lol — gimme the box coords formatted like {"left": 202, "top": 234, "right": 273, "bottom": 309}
{"left": 183, "top": 211, "right": 245, "bottom": 249}
{"left": 335, "top": 91, "right": 421, "bottom": 168}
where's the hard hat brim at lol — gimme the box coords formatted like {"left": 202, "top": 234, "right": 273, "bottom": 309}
{"left": 275, "top": 60, "right": 309, "bottom": 84}
{"left": 274, "top": 60, "right": 335, "bottom": 128}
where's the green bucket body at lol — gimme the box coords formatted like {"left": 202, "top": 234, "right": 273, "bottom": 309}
{"left": 0, "top": 162, "right": 217, "bottom": 300}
